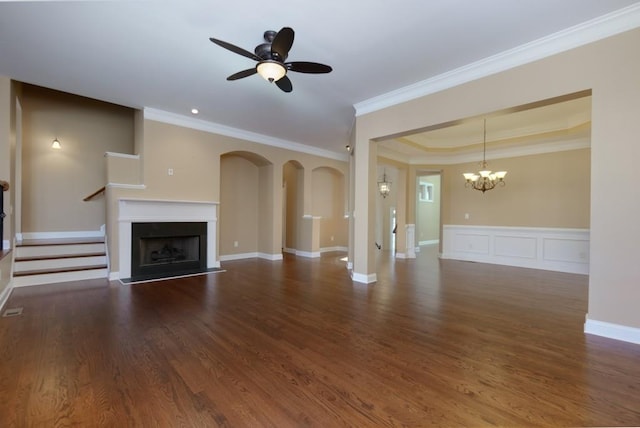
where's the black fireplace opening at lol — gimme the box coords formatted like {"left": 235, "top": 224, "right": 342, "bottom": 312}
{"left": 131, "top": 222, "right": 207, "bottom": 281}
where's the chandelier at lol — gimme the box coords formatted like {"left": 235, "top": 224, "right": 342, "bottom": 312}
{"left": 378, "top": 170, "right": 391, "bottom": 198}
{"left": 463, "top": 119, "right": 507, "bottom": 193}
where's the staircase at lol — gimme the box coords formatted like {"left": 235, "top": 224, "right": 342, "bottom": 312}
{"left": 13, "top": 237, "right": 108, "bottom": 287}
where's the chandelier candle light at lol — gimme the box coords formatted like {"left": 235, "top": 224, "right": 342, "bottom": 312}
{"left": 463, "top": 119, "right": 507, "bottom": 193}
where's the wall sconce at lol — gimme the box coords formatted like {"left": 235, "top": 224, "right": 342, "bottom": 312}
{"left": 51, "top": 138, "right": 61, "bottom": 149}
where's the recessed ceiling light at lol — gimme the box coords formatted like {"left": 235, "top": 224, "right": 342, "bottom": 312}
{"left": 191, "top": 108, "right": 199, "bottom": 115}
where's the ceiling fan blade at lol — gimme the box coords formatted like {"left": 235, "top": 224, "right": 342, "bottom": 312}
{"left": 275, "top": 75, "right": 293, "bottom": 93}
{"left": 271, "top": 27, "right": 294, "bottom": 61}
{"left": 209, "top": 37, "right": 261, "bottom": 61}
{"left": 227, "top": 68, "right": 257, "bottom": 81}
{"left": 286, "top": 61, "right": 332, "bottom": 74}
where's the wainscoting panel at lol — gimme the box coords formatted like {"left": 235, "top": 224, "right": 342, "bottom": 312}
{"left": 452, "top": 232, "right": 490, "bottom": 255}
{"left": 494, "top": 235, "right": 537, "bottom": 259}
{"left": 442, "top": 225, "right": 589, "bottom": 274}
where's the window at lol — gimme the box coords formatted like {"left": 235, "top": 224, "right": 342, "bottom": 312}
{"left": 419, "top": 182, "right": 434, "bottom": 202}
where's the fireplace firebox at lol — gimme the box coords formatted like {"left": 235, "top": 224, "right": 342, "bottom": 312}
{"left": 131, "top": 222, "right": 207, "bottom": 280}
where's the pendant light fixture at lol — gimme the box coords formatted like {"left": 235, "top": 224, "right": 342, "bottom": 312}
{"left": 378, "top": 169, "right": 391, "bottom": 198}
{"left": 462, "top": 119, "right": 507, "bottom": 193}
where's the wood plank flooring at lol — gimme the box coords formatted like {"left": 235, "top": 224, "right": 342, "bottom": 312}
{"left": 1, "top": 247, "right": 639, "bottom": 427}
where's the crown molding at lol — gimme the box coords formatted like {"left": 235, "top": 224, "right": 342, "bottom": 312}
{"left": 354, "top": 3, "right": 640, "bottom": 116}
{"left": 143, "top": 108, "right": 348, "bottom": 162}
{"left": 378, "top": 136, "right": 589, "bottom": 166}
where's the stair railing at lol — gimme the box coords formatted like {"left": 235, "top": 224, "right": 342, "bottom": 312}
{"left": 1, "top": 180, "right": 8, "bottom": 250}
{"left": 83, "top": 186, "right": 106, "bottom": 202}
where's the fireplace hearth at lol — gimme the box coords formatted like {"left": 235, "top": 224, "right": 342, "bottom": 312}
{"left": 131, "top": 222, "right": 207, "bottom": 281}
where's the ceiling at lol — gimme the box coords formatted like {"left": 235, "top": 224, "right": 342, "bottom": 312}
{"left": 1, "top": 1, "right": 638, "bottom": 158}
{"left": 378, "top": 93, "right": 592, "bottom": 164}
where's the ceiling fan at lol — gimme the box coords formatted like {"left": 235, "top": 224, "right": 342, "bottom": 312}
{"left": 209, "top": 27, "right": 332, "bottom": 93}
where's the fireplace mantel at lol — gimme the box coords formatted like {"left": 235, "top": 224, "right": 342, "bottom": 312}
{"left": 117, "top": 199, "right": 219, "bottom": 280}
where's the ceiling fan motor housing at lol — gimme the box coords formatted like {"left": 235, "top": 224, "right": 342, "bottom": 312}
{"left": 255, "top": 30, "right": 287, "bottom": 61}
{"left": 255, "top": 42, "right": 275, "bottom": 60}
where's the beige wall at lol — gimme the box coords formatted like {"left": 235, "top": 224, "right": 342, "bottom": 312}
{"left": 0, "top": 78, "right": 12, "bottom": 248}
{"left": 20, "top": 85, "right": 134, "bottom": 233}
{"left": 442, "top": 148, "right": 590, "bottom": 228}
{"left": 312, "top": 167, "right": 347, "bottom": 249}
{"left": 354, "top": 28, "right": 640, "bottom": 329}
{"left": 105, "top": 119, "right": 348, "bottom": 273}
{"left": 283, "top": 161, "right": 302, "bottom": 250}
{"left": 0, "top": 77, "right": 13, "bottom": 301}
{"left": 220, "top": 154, "right": 259, "bottom": 255}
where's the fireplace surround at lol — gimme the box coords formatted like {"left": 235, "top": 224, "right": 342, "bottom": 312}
{"left": 117, "top": 199, "right": 219, "bottom": 281}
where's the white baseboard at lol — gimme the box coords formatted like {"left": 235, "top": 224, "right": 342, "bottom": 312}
{"left": 258, "top": 252, "right": 283, "bottom": 261}
{"left": 584, "top": 318, "right": 640, "bottom": 345}
{"left": 220, "top": 252, "right": 259, "bottom": 261}
{"left": 109, "top": 271, "right": 120, "bottom": 281}
{"left": 2, "top": 240, "right": 8, "bottom": 250}
{"left": 220, "top": 252, "right": 283, "bottom": 262}
{"left": 442, "top": 225, "right": 589, "bottom": 274}
{"left": 296, "top": 250, "right": 321, "bottom": 258}
{"left": 395, "top": 252, "right": 406, "bottom": 259}
{"left": 320, "top": 246, "right": 348, "bottom": 253}
{"left": 419, "top": 240, "right": 439, "bottom": 246}
{"left": 285, "top": 246, "right": 347, "bottom": 258}
{"left": 20, "top": 230, "right": 105, "bottom": 240}
{"left": 0, "top": 281, "right": 13, "bottom": 312}
{"left": 351, "top": 271, "right": 377, "bottom": 284}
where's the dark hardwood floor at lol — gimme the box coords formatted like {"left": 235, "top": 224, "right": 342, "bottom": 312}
{"left": 1, "top": 247, "right": 639, "bottom": 427}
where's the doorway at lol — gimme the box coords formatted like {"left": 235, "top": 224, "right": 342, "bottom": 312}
{"left": 416, "top": 173, "right": 441, "bottom": 249}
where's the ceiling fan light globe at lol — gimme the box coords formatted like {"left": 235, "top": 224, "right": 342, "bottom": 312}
{"left": 257, "top": 61, "right": 286, "bottom": 82}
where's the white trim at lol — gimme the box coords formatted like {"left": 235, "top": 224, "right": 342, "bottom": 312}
{"left": 355, "top": 3, "right": 640, "bottom": 116}
{"left": 442, "top": 225, "right": 589, "bottom": 274}
{"left": 584, "top": 318, "right": 640, "bottom": 345}
{"left": 351, "top": 272, "right": 377, "bottom": 284}
{"left": 20, "top": 229, "right": 104, "bottom": 240}
{"left": 296, "top": 250, "right": 321, "bottom": 258}
{"left": 104, "top": 152, "right": 139, "bottom": 159}
{"left": 283, "top": 247, "right": 297, "bottom": 254}
{"left": 2, "top": 240, "right": 8, "bottom": 250}
{"left": 395, "top": 252, "right": 407, "bottom": 259}
{"left": 219, "top": 252, "right": 257, "bottom": 261}
{"left": 346, "top": 261, "right": 353, "bottom": 270}
{"left": 106, "top": 183, "right": 146, "bottom": 190}
{"left": 13, "top": 268, "right": 108, "bottom": 287}
{"left": 144, "top": 108, "right": 348, "bottom": 162}
{"left": 405, "top": 224, "right": 416, "bottom": 259}
{"left": 109, "top": 271, "right": 120, "bottom": 281}
{"left": 0, "top": 281, "right": 13, "bottom": 312}
{"left": 419, "top": 240, "right": 439, "bottom": 246}
{"left": 220, "top": 252, "right": 283, "bottom": 261}
{"left": 258, "top": 252, "right": 284, "bottom": 261}
{"left": 320, "top": 246, "right": 348, "bottom": 253}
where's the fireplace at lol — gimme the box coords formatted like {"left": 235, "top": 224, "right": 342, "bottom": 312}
{"left": 131, "top": 222, "right": 207, "bottom": 280}
{"left": 117, "top": 199, "right": 219, "bottom": 281}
